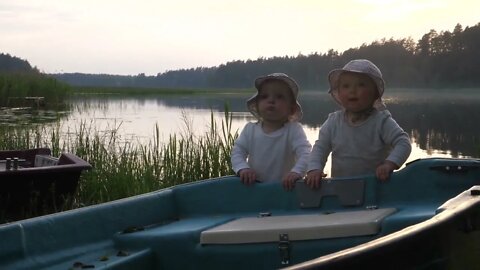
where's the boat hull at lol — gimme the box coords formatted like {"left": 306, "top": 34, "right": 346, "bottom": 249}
{"left": 285, "top": 186, "right": 480, "bottom": 269}
{"left": 0, "top": 158, "right": 479, "bottom": 269}
{"left": 0, "top": 148, "right": 92, "bottom": 220}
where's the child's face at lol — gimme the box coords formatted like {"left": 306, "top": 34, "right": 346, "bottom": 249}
{"left": 337, "top": 72, "right": 378, "bottom": 113}
{"left": 256, "top": 80, "right": 295, "bottom": 123}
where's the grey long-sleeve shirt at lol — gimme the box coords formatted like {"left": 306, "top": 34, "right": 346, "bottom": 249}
{"left": 308, "top": 110, "right": 411, "bottom": 178}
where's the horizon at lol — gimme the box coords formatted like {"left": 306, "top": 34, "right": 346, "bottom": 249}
{"left": 1, "top": 0, "right": 479, "bottom": 76}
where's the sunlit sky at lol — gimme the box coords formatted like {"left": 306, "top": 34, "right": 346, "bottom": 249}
{"left": 1, "top": 0, "right": 479, "bottom": 75}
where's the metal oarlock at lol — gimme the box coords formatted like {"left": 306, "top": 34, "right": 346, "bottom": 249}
{"left": 13, "top": 157, "right": 19, "bottom": 170}
{"left": 5, "top": 158, "right": 11, "bottom": 170}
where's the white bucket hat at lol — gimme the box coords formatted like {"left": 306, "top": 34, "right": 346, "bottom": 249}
{"left": 247, "top": 73, "right": 303, "bottom": 122}
{"left": 328, "top": 59, "right": 386, "bottom": 110}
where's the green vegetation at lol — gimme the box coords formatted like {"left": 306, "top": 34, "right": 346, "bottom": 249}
{"left": 0, "top": 53, "right": 33, "bottom": 73}
{"left": 0, "top": 73, "right": 71, "bottom": 108}
{"left": 0, "top": 107, "right": 237, "bottom": 222}
{"left": 1, "top": 53, "right": 71, "bottom": 108}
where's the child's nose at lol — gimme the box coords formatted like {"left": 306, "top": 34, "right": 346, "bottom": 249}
{"left": 348, "top": 86, "right": 358, "bottom": 93}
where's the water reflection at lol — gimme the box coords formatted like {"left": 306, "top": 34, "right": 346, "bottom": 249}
{"left": 0, "top": 107, "right": 69, "bottom": 125}
{"left": 63, "top": 90, "right": 480, "bottom": 160}
{"left": 387, "top": 97, "right": 480, "bottom": 157}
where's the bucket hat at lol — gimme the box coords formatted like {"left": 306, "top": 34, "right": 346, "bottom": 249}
{"left": 247, "top": 73, "right": 303, "bottom": 121}
{"left": 328, "top": 59, "right": 386, "bottom": 110}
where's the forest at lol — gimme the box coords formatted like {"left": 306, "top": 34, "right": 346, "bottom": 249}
{"left": 0, "top": 53, "right": 70, "bottom": 107}
{"left": 3, "top": 22, "right": 480, "bottom": 90}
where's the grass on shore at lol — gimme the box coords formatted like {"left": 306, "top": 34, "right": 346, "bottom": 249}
{"left": 0, "top": 106, "right": 237, "bottom": 222}
{"left": 0, "top": 72, "right": 71, "bottom": 108}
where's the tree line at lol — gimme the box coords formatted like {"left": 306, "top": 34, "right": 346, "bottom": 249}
{"left": 0, "top": 53, "right": 37, "bottom": 73}
{"left": 0, "top": 54, "right": 71, "bottom": 107}
{"left": 3, "top": 22, "right": 480, "bottom": 90}
{"left": 54, "top": 22, "right": 480, "bottom": 90}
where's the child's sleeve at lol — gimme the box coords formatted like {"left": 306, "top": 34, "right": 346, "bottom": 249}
{"left": 290, "top": 123, "right": 312, "bottom": 176}
{"left": 382, "top": 118, "right": 412, "bottom": 168}
{"left": 308, "top": 116, "right": 333, "bottom": 173}
{"left": 231, "top": 123, "right": 252, "bottom": 174}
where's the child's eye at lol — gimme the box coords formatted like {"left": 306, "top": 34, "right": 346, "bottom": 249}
{"left": 276, "top": 94, "right": 285, "bottom": 99}
{"left": 258, "top": 94, "right": 268, "bottom": 99}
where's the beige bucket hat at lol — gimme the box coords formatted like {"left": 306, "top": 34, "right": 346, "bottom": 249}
{"left": 328, "top": 59, "right": 386, "bottom": 110}
{"left": 247, "top": 73, "right": 303, "bottom": 121}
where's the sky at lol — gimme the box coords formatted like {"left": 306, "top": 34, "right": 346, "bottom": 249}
{"left": 1, "top": 0, "right": 479, "bottom": 75}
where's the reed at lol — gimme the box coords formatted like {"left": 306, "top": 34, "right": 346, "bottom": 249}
{"left": 0, "top": 107, "right": 238, "bottom": 218}
{"left": 0, "top": 73, "right": 71, "bottom": 108}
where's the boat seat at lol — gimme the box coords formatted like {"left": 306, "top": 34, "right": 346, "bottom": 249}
{"left": 200, "top": 208, "right": 396, "bottom": 244}
{"left": 34, "top": 154, "right": 59, "bottom": 167}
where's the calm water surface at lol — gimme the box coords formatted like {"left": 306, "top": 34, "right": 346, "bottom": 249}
{"left": 60, "top": 89, "right": 480, "bottom": 175}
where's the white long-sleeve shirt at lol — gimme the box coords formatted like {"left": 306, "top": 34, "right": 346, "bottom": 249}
{"left": 308, "top": 110, "right": 411, "bottom": 178}
{"left": 231, "top": 121, "right": 312, "bottom": 182}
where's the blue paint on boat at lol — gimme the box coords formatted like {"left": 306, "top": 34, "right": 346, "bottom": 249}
{"left": 0, "top": 158, "right": 479, "bottom": 269}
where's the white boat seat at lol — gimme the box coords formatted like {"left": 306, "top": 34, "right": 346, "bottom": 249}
{"left": 200, "top": 208, "right": 396, "bottom": 244}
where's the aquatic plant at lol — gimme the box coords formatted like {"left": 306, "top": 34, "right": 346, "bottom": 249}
{"left": 0, "top": 72, "right": 71, "bottom": 108}
{"left": 0, "top": 107, "right": 237, "bottom": 222}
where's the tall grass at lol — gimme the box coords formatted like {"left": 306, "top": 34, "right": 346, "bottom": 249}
{"left": 0, "top": 73, "right": 71, "bottom": 107}
{"left": 0, "top": 123, "right": 62, "bottom": 154}
{"left": 160, "top": 108, "right": 236, "bottom": 186}
{"left": 0, "top": 106, "right": 238, "bottom": 217}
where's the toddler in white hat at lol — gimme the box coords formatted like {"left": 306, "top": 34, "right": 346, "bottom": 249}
{"left": 306, "top": 59, "right": 411, "bottom": 188}
{"left": 231, "top": 73, "right": 311, "bottom": 190}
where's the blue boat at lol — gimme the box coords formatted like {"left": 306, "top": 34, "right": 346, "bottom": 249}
{"left": 285, "top": 185, "right": 480, "bottom": 270}
{"left": 0, "top": 158, "right": 479, "bottom": 269}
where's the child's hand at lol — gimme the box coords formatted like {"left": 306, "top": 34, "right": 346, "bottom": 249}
{"left": 239, "top": 168, "right": 256, "bottom": 185}
{"left": 376, "top": 160, "right": 398, "bottom": 181}
{"left": 305, "top": 170, "right": 327, "bottom": 189}
{"left": 282, "top": 172, "right": 301, "bottom": 191}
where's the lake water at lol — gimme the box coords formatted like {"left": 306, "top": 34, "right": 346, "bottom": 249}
{"left": 56, "top": 89, "right": 480, "bottom": 175}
